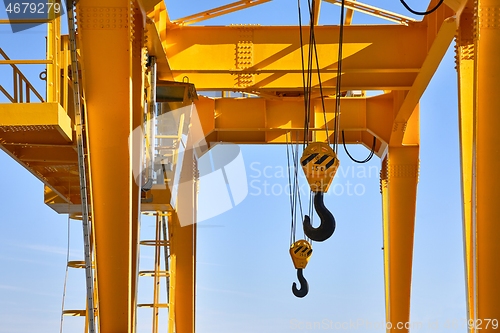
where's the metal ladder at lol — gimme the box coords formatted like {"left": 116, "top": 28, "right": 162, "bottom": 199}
{"left": 66, "top": 1, "right": 97, "bottom": 332}
{"left": 138, "top": 212, "right": 174, "bottom": 333}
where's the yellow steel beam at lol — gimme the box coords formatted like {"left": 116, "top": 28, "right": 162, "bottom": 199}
{"left": 147, "top": 2, "right": 174, "bottom": 81}
{"left": 163, "top": 24, "right": 428, "bottom": 91}
{"left": 324, "top": 0, "right": 416, "bottom": 25}
{"left": 195, "top": 94, "right": 394, "bottom": 156}
{"left": 381, "top": 144, "right": 419, "bottom": 333}
{"left": 313, "top": 0, "right": 321, "bottom": 25}
{"left": 391, "top": 5, "right": 456, "bottom": 145}
{"left": 345, "top": 0, "right": 355, "bottom": 25}
{"left": 0, "top": 59, "right": 52, "bottom": 64}
{"left": 473, "top": 0, "right": 500, "bottom": 328}
{"left": 76, "top": 0, "right": 139, "bottom": 330}
{"left": 171, "top": 0, "right": 271, "bottom": 26}
{"left": 456, "top": 4, "right": 475, "bottom": 330}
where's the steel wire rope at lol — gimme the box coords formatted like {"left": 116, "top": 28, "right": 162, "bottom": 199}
{"left": 293, "top": 132, "right": 305, "bottom": 223}
{"left": 307, "top": 0, "right": 330, "bottom": 145}
{"left": 286, "top": 132, "right": 297, "bottom": 245}
{"left": 59, "top": 216, "right": 71, "bottom": 333}
{"left": 333, "top": 0, "right": 346, "bottom": 154}
{"left": 59, "top": 181, "right": 71, "bottom": 333}
{"left": 298, "top": 0, "right": 310, "bottom": 150}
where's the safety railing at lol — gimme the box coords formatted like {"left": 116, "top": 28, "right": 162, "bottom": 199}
{"left": 0, "top": 6, "right": 61, "bottom": 104}
{"left": 0, "top": 48, "right": 45, "bottom": 102}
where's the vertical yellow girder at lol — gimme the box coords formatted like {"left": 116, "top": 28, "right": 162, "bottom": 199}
{"left": 76, "top": 0, "right": 142, "bottom": 330}
{"left": 381, "top": 145, "right": 419, "bottom": 332}
{"left": 380, "top": 101, "right": 419, "bottom": 332}
{"left": 131, "top": 6, "right": 145, "bottom": 332}
{"left": 169, "top": 143, "right": 197, "bottom": 333}
{"left": 456, "top": 4, "right": 475, "bottom": 331}
{"left": 462, "top": 0, "right": 500, "bottom": 330}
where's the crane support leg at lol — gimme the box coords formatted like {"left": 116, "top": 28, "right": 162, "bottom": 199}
{"left": 456, "top": 6, "right": 475, "bottom": 330}
{"left": 169, "top": 145, "right": 197, "bottom": 333}
{"left": 76, "top": 0, "right": 141, "bottom": 331}
{"left": 131, "top": 6, "right": 146, "bottom": 333}
{"left": 380, "top": 146, "right": 419, "bottom": 332}
{"left": 466, "top": 0, "right": 500, "bottom": 329}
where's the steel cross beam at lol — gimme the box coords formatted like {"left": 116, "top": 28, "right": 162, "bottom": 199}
{"left": 171, "top": 0, "right": 271, "bottom": 26}
{"left": 324, "top": 0, "right": 416, "bottom": 25}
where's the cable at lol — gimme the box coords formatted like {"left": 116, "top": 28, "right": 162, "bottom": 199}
{"left": 399, "top": 0, "right": 444, "bottom": 15}
{"left": 298, "top": 0, "right": 309, "bottom": 150}
{"left": 307, "top": 0, "right": 330, "bottom": 145}
{"left": 286, "top": 132, "right": 296, "bottom": 245}
{"left": 333, "top": 0, "right": 346, "bottom": 154}
{"left": 341, "top": 130, "right": 376, "bottom": 164}
{"left": 293, "top": 132, "right": 304, "bottom": 222}
{"left": 59, "top": 216, "right": 71, "bottom": 333}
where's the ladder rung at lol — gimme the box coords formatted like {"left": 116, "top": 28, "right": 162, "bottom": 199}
{"left": 139, "top": 270, "right": 170, "bottom": 277}
{"left": 140, "top": 240, "right": 170, "bottom": 246}
{"left": 68, "top": 260, "right": 95, "bottom": 269}
{"left": 63, "top": 309, "right": 86, "bottom": 316}
{"left": 141, "top": 212, "right": 171, "bottom": 217}
{"left": 137, "top": 303, "right": 169, "bottom": 308}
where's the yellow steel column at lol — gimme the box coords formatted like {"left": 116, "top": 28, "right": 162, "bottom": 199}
{"left": 46, "top": 0, "right": 60, "bottom": 104}
{"left": 474, "top": 0, "right": 500, "bottom": 328}
{"left": 381, "top": 146, "right": 419, "bottom": 332}
{"left": 456, "top": 5, "right": 476, "bottom": 331}
{"left": 380, "top": 156, "right": 390, "bottom": 326}
{"left": 131, "top": 5, "right": 145, "bottom": 333}
{"left": 76, "top": 0, "right": 142, "bottom": 330}
{"left": 170, "top": 146, "right": 197, "bottom": 333}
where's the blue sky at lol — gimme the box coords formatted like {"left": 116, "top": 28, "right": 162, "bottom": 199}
{"left": 0, "top": 1, "right": 466, "bottom": 332}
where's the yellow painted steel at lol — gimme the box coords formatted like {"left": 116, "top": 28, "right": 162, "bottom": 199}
{"left": 46, "top": 5, "right": 60, "bottom": 104}
{"left": 325, "top": 0, "right": 416, "bottom": 25}
{"left": 171, "top": 0, "right": 271, "bottom": 26}
{"left": 131, "top": 6, "right": 146, "bottom": 332}
{"left": 164, "top": 24, "right": 426, "bottom": 91}
{"left": 380, "top": 156, "right": 390, "bottom": 327}
{"left": 169, "top": 140, "right": 197, "bottom": 333}
{"left": 75, "top": 0, "right": 137, "bottom": 330}
{"left": 0, "top": 102, "right": 72, "bottom": 142}
{"left": 473, "top": 0, "right": 500, "bottom": 329}
{"left": 456, "top": 5, "right": 475, "bottom": 331}
{"left": 196, "top": 94, "right": 391, "bottom": 154}
{"left": 5, "top": 0, "right": 499, "bottom": 332}
{"left": 382, "top": 145, "right": 419, "bottom": 332}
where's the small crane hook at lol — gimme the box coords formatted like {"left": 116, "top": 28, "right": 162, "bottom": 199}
{"left": 292, "top": 268, "right": 309, "bottom": 298}
{"left": 303, "top": 192, "right": 336, "bottom": 242}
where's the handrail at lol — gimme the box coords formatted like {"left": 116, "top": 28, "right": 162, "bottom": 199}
{"left": 0, "top": 48, "right": 44, "bottom": 103}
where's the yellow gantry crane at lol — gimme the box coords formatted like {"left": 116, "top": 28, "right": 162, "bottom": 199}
{"left": 0, "top": 0, "right": 498, "bottom": 332}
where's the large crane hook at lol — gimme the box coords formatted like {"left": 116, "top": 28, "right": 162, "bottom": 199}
{"left": 292, "top": 268, "right": 309, "bottom": 298}
{"left": 303, "top": 192, "right": 336, "bottom": 242}
{"left": 300, "top": 142, "right": 339, "bottom": 242}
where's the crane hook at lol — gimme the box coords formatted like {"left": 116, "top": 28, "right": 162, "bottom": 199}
{"left": 292, "top": 268, "right": 309, "bottom": 298}
{"left": 303, "top": 192, "right": 336, "bottom": 242}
